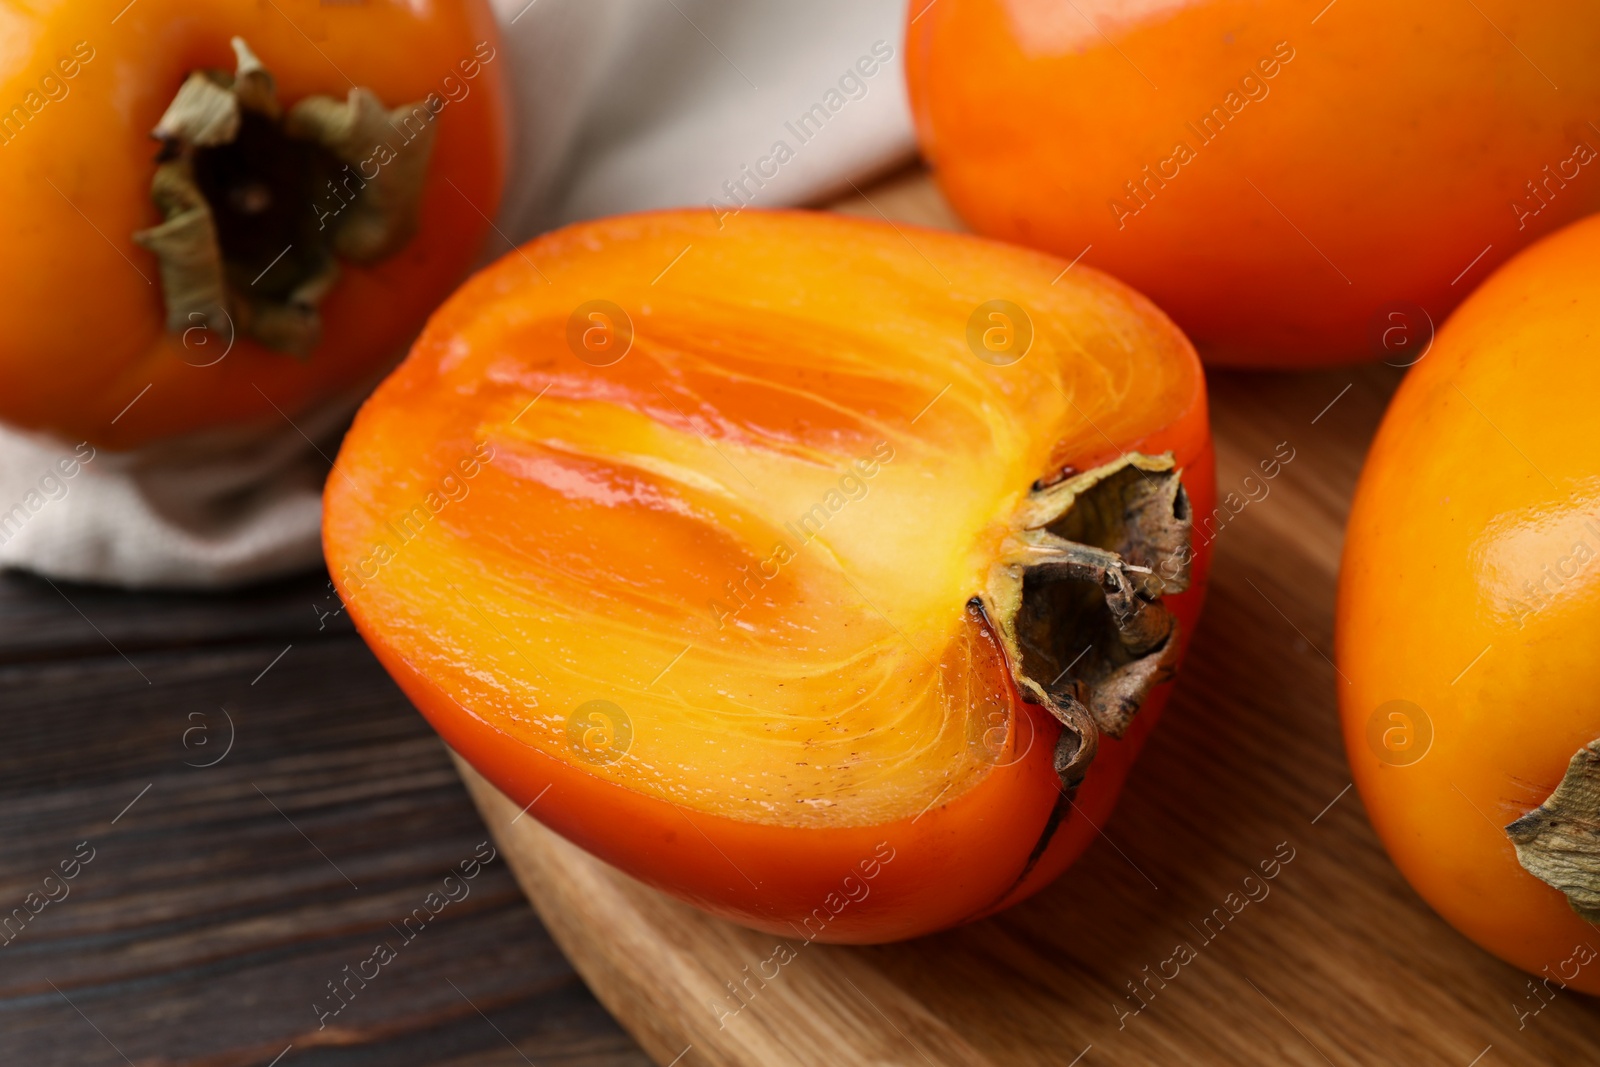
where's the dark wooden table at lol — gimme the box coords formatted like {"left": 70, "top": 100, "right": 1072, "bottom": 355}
{"left": 0, "top": 567, "right": 651, "bottom": 1066}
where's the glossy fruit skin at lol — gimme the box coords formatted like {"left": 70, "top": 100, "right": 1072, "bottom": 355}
{"left": 906, "top": 0, "right": 1600, "bottom": 366}
{"left": 0, "top": 0, "right": 507, "bottom": 449}
{"left": 1338, "top": 213, "right": 1600, "bottom": 992}
{"left": 325, "top": 208, "right": 1215, "bottom": 942}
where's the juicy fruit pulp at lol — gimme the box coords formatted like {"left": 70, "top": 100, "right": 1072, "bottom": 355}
{"left": 326, "top": 209, "right": 1213, "bottom": 939}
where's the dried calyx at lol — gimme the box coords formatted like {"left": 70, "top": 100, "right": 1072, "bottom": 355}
{"left": 981, "top": 453, "right": 1192, "bottom": 792}
{"left": 1508, "top": 741, "right": 1600, "bottom": 922}
{"left": 132, "top": 37, "right": 436, "bottom": 354}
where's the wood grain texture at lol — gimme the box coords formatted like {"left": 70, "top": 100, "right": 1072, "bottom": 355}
{"left": 0, "top": 570, "right": 649, "bottom": 1067}
{"left": 455, "top": 173, "right": 1600, "bottom": 1067}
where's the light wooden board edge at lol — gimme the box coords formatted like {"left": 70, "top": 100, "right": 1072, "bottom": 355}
{"left": 453, "top": 753, "right": 998, "bottom": 1067}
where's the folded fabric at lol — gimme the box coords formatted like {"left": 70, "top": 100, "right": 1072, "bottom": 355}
{"left": 494, "top": 0, "right": 916, "bottom": 232}
{"left": 0, "top": 392, "right": 354, "bottom": 588}
{"left": 1, "top": 0, "right": 915, "bottom": 589}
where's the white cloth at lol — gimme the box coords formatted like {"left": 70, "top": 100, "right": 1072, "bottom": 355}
{"left": 0, "top": 397, "right": 351, "bottom": 588}
{"left": 1, "top": 0, "right": 915, "bottom": 589}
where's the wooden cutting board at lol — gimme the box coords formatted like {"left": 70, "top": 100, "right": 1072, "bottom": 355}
{"left": 452, "top": 172, "right": 1600, "bottom": 1067}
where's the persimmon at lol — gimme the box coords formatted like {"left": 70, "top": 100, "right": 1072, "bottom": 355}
{"left": 325, "top": 209, "right": 1215, "bottom": 941}
{"left": 0, "top": 0, "right": 507, "bottom": 449}
{"left": 1339, "top": 213, "right": 1600, "bottom": 993}
{"left": 905, "top": 0, "right": 1600, "bottom": 366}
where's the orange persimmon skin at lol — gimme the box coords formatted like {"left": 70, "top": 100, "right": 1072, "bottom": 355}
{"left": 326, "top": 209, "right": 1214, "bottom": 942}
{"left": 0, "top": 0, "right": 507, "bottom": 450}
{"left": 906, "top": 0, "right": 1600, "bottom": 367}
{"left": 1338, "top": 214, "right": 1600, "bottom": 991}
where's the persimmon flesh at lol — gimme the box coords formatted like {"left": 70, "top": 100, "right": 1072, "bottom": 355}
{"left": 325, "top": 209, "right": 1214, "bottom": 941}
{"left": 1339, "top": 213, "right": 1600, "bottom": 992}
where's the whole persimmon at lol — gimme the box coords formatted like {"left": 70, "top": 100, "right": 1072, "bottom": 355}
{"left": 906, "top": 0, "right": 1600, "bottom": 366}
{"left": 325, "top": 209, "right": 1216, "bottom": 942}
{"left": 0, "top": 0, "right": 507, "bottom": 449}
{"left": 1339, "top": 213, "right": 1600, "bottom": 994}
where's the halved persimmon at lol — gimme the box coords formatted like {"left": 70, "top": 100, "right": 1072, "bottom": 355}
{"left": 325, "top": 209, "right": 1215, "bottom": 941}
